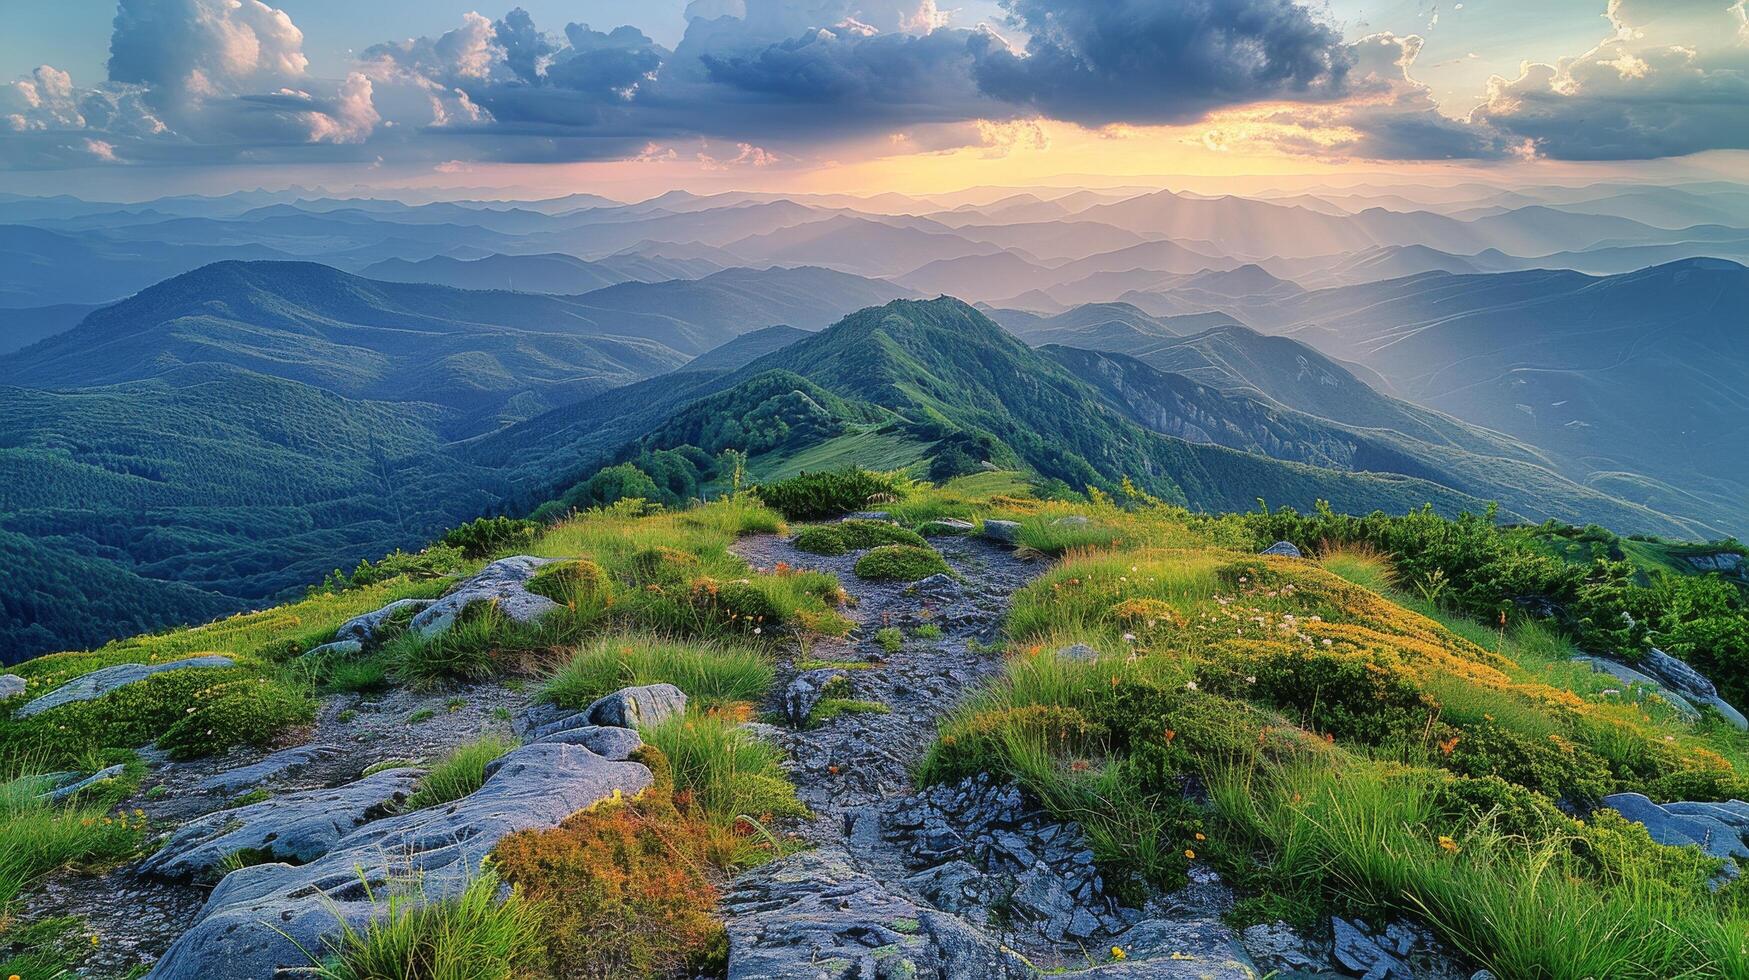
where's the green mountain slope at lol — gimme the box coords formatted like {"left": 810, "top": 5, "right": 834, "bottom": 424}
{"left": 576, "top": 298, "right": 1502, "bottom": 520}
{"left": 1043, "top": 345, "right": 1702, "bottom": 537}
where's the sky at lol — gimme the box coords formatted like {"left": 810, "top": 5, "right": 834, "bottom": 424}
{"left": 1, "top": 0, "right": 1745, "bottom": 199}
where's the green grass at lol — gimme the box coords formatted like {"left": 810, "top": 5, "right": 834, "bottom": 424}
{"left": 1320, "top": 547, "right": 1397, "bottom": 594}
{"left": 0, "top": 762, "right": 145, "bottom": 913}
{"left": 874, "top": 627, "right": 903, "bottom": 654}
{"left": 641, "top": 714, "right": 807, "bottom": 841}
{"left": 403, "top": 736, "right": 518, "bottom": 811}
{"left": 314, "top": 865, "right": 544, "bottom": 980}
{"left": 540, "top": 634, "right": 774, "bottom": 712}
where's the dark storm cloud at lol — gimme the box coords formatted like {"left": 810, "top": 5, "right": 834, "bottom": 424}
{"left": 972, "top": 0, "right": 1355, "bottom": 125}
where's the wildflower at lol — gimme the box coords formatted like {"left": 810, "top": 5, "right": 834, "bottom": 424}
{"left": 1438, "top": 735, "right": 1460, "bottom": 756}
{"left": 1184, "top": 680, "right": 1198, "bottom": 691}
{"left": 1321, "top": 638, "right": 1333, "bottom": 647}
{"left": 90, "top": 935, "right": 100, "bottom": 947}
{"left": 1163, "top": 728, "right": 1176, "bottom": 745}
{"left": 1244, "top": 675, "right": 1256, "bottom": 684}
{"left": 1184, "top": 848, "right": 1196, "bottom": 860}
{"left": 1122, "top": 632, "right": 1136, "bottom": 643}
{"left": 828, "top": 764, "right": 840, "bottom": 774}
{"left": 1110, "top": 946, "right": 1127, "bottom": 961}
{"left": 1438, "top": 836, "right": 1460, "bottom": 854}
{"left": 1194, "top": 832, "right": 1206, "bottom": 841}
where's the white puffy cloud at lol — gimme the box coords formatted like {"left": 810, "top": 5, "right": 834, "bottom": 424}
{"left": 1469, "top": 0, "right": 1749, "bottom": 159}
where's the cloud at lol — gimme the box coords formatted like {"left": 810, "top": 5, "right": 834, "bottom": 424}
{"left": 1, "top": 0, "right": 380, "bottom": 167}
{"left": 972, "top": 0, "right": 1355, "bottom": 125}
{"left": 1468, "top": 0, "right": 1749, "bottom": 159}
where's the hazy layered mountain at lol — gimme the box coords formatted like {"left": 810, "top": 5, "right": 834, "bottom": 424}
{"left": 1256, "top": 259, "right": 1749, "bottom": 534}
{"left": 720, "top": 215, "right": 1005, "bottom": 276}
{"left": 360, "top": 252, "right": 720, "bottom": 293}
{"left": 0, "top": 302, "right": 104, "bottom": 354}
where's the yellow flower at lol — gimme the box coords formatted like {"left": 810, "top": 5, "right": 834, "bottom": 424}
{"left": 1438, "top": 835, "right": 1460, "bottom": 854}
{"left": 90, "top": 934, "right": 101, "bottom": 946}
{"left": 1194, "top": 832, "right": 1206, "bottom": 842}
{"left": 1184, "top": 848, "right": 1196, "bottom": 860}
{"left": 1110, "top": 946, "right": 1127, "bottom": 961}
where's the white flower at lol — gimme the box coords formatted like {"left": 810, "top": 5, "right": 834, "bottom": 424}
{"left": 1184, "top": 680, "right": 1198, "bottom": 691}
{"left": 1122, "top": 632, "right": 1136, "bottom": 643}
{"left": 752, "top": 627, "right": 762, "bottom": 635}
{"left": 1321, "top": 638, "right": 1333, "bottom": 647}
{"left": 1245, "top": 675, "right": 1257, "bottom": 684}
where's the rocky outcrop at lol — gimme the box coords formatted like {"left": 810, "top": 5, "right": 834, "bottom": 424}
{"left": 1640, "top": 648, "right": 1748, "bottom": 729}
{"left": 723, "top": 846, "right": 1033, "bottom": 980}
{"left": 410, "top": 556, "right": 564, "bottom": 638}
{"left": 1576, "top": 648, "right": 1747, "bottom": 730}
{"left": 146, "top": 743, "right": 652, "bottom": 979}
{"left": 918, "top": 518, "right": 976, "bottom": 536}
{"left": 1685, "top": 553, "right": 1745, "bottom": 575}
{"left": 1261, "top": 540, "right": 1304, "bottom": 558}
{"left": 15, "top": 656, "right": 235, "bottom": 719}
{"left": 0, "top": 674, "right": 24, "bottom": 700}
{"left": 1601, "top": 793, "right": 1749, "bottom": 863}
{"left": 581, "top": 683, "right": 687, "bottom": 729}
{"left": 334, "top": 598, "right": 433, "bottom": 644}
{"left": 196, "top": 744, "right": 345, "bottom": 795}
{"left": 140, "top": 768, "right": 424, "bottom": 880}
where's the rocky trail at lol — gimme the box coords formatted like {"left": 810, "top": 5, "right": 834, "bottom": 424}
{"left": 721, "top": 530, "right": 1269, "bottom": 979}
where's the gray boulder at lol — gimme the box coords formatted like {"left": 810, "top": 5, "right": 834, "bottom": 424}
{"left": 41, "top": 765, "right": 127, "bottom": 803}
{"left": 197, "top": 744, "right": 346, "bottom": 795}
{"left": 583, "top": 683, "right": 687, "bottom": 729}
{"left": 301, "top": 639, "right": 363, "bottom": 660}
{"left": 1260, "top": 540, "right": 1304, "bottom": 558}
{"left": 981, "top": 519, "right": 1021, "bottom": 545}
{"left": 1241, "top": 921, "right": 1323, "bottom": 973}
{"left": 0, "top": 674, "right": 24, "bottom": 700}
{"left": 527, "top": 724, "right": 644, "bottom": 761}
{"left": 411, "top": 556, "right": 564, "bottom": 638}
{"left": 334, "top": 598, "right": 433, "bottom": 644}
{"left": 16, "top": 656, "right": 235, "bottom": 719}
{"left": 723, "top": 846, "right": 1031, "bottom": 980}
{"left": 918, "top": 518, "right": 976, "bottom": 536}
{"left": 141, "top": 768, "right": 424, "bottom": 880}
{"left": 146, "top": 743, "right": 652, "bottom": 980}
{"left": 783, "top": 669, "right": 846, "bottom": 727}
{"left": 1641, "top": 648, "right": 1748, "bottom": 730}
{"left": 843, "top": 511, "right": 894, "bottom": 522}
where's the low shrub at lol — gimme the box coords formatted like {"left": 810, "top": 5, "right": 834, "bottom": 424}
{"left": 854, "top": 545, "right": 950, "bottom": 582}
{"left": 441, "top": 516, "right": 540, "bottom": 560}
{"left": 835, "top": 520, "right": 927, "bottom": 550}
{"left": 752, "top": 469, "right": 903, "bottom": 521}
{"left": 314, "top": 865, "right": 544, "bottom": 980}
{"left": 624, "top": 547, "right": 701, "bottom": 587}
{"left": 540, "top": 635, "right": 773, "bottom": 711}
{"left": 792, "top": 526, "right": 849, "bottom": 556}
{"left": 874, "top": 627, "right": 903, "bottom": 654}
{"left": 404, "top": 735, "right": 518, "bottom": 811}
{"left": 493, "top": 778, "right": 726, "bottom": 980}
{"left": 155, "top": 679, "right": 315, "bottom": 760}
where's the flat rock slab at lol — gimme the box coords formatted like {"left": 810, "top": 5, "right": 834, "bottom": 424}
{"left": 196, "top": 744, "right": 346, "bottom": 795}
{"left": 1078, "top": 918, "right": 1259, "bottom": 978}
{"left": 411, "top": 556, "right": 563, "bottom": 638}
{"left": 523, "top": 723, "right": 644, "bottom": 760}
{"left": 1573, "top": 656, "right": 1702, "bottom": 722}
{"left": 43, "top": 765, "right": 127, "bottom": 803}
{"left": 1260, "top": 541, "right": 1304, "bottom": 558}
{"left": 723, "top": 846, "right": 1033, "bottom": 980}
{"left": 141, "top": 768, "right": 424, "bottom": 880}
{"left": 16, "top": 656, "right": 235, "bottom": 718}
{"left": 146, "top": 743, "right": 651, "bottom": 979}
